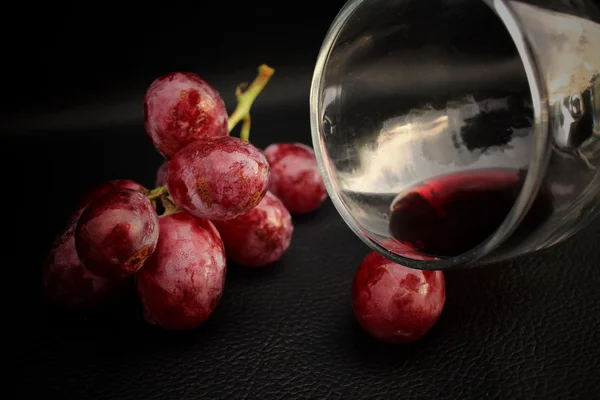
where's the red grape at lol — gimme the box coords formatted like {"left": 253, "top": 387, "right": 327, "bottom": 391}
{"left": 42, "top": 221, "right": 129, "bottom": 309}
{"left": 144, "top": 72, "right": 228, "bottom": 159}
{"left": 155, "top": 161, "right": 169, "bottom": 187}
{"left": 167, "top": 136, "right": 270, "bottom": 220}
{"left": 352, "top": 252, "right": 445, "bottom": 344}
{"left": 213, "top": 191, "right": 293, "bottom": 267}
{"left": 264, "top": 143, "right": 327, "bottom": 214}
{"left": 75, "top": 189, "right": 159, "bottom": 279}
{"left": 136, "top": 212, "right": 226, "bottom": 330}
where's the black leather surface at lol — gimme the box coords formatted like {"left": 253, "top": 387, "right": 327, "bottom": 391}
{"left": 7, "top": 2, "right": 600, "bottom": 399}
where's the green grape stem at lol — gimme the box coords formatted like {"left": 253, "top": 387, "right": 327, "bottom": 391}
{"left": 227, "top": 64, "right": 275, "bottom": 140}
{"left": 145, "top": 185, "right": 167, "bottom": 201}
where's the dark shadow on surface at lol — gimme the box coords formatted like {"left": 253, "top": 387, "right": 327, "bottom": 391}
{"left": 37, "top": 285, "right": 230, "bottom": 357}
{"left": 225, "top": 259, "right": 288, "bottom": 282}
{"left": 337, "top": 310, "right": 441, "bottom": 368}
{"left": 291, "top": 205, "right": 328, "bottom": 225}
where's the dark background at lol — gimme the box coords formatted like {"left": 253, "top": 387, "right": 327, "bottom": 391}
{"left": 6, "top": 1, "right": 600, "bottom": 399}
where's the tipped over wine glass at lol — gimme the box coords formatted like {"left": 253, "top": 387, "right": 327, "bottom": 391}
{"left": 311, "top": 0, "right": 600, "bottom": 270}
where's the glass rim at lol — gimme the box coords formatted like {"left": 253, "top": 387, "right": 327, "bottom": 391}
{"left": 309, "top": 0, "right": 551, "bottom": 270}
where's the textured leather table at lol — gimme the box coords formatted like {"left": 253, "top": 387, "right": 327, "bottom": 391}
{"left": 7, "top": 2, "right": 600, "bottom": 399}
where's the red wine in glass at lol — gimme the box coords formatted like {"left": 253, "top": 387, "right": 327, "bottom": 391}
{"left": 389, "top": 169, "right": 553, "bottom": 258}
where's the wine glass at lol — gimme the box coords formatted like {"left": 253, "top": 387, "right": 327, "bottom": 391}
{"left": 310, "top": 0, "right": 600, "bottom": 270}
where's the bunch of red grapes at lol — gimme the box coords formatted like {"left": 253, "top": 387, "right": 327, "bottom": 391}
{"left": 42, "top": 65, "right": 328, "bottom": 330}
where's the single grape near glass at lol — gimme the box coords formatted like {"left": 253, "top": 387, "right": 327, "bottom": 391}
{"left": 352, "top": 252, "right": 446, "bottom": 344}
